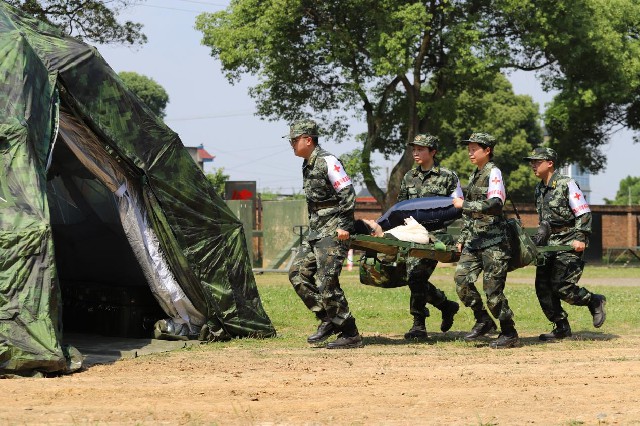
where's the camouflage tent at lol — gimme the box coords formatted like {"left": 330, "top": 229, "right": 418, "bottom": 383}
{"left": 0, "top": 3, "right": 275, "bottom": 375}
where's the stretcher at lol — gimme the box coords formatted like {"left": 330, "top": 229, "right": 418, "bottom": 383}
{"left": 351, "top": 234, "right": 573, "bottom": 263}
{"left": 350, "top": 234, "right": 461, "bottom": 263}
{"left": 351, "top": 234, "right": 574, "bottom": 288}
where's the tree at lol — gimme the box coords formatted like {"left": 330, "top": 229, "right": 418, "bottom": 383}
{"left": 7, "top": 0, "right": 146, "bottom": 45}
{"left": 118, "top": 72, "right": 169, "bottom": 119}
{"left": 604, "top": 176, "right": 640, "bottom": 205}
{"left": 492, "top": 0, "right": 640, "bottom": 173}
{"left": 339, "top": 149, "right": 381, "bottom": 189}
{"left": 205, "top": 168, "right": 230, "bottom": 196}
{"left": 195, "top": 0, "right": 640, "bottom": 209}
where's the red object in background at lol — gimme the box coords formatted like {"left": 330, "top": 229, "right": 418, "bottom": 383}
{"left": 232, "top": 189, "right": 254, "bottom": 200}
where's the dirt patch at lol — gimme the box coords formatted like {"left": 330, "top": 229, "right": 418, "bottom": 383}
{"left": 2, "top": 333, "right": 640, "bottom": 425}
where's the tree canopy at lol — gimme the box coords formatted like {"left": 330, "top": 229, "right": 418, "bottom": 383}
{"left": 206, "top": 168, "right": 230, "bottom": 196}
{"left": 604, "top": 176, "right": 640, "bottom": 205}
{"left": 118, "top": 71, "right": 169, "bottom": 119}
{"left": 8, "top": 0, "right": 146, "bottom": 45}
{"left": 195, "top": 0, "right": 640, "bottom": 208}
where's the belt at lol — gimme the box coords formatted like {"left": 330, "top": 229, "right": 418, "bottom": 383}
{"left": 308, "top": 200, "right": 339, "bottom": 211}
{"left": 550, "top": 225, "right": 572, "bottom": 234}
{"left": 469, "top": 212, "right": 486, "bottom": 219}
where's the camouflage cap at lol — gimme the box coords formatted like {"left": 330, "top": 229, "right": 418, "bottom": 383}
{"left": 523, "top": 147, "right": 557, "bottom": 163}
{"left": 460, "top": 132, "right": 496, "bottom": 147}
{"left": 285, "top": 119, "right": 319, "bottom": 139}
{"left": 408, "top": 133, "right": 439, "bottom": 149}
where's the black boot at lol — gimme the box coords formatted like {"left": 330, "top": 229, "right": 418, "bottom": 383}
{"left": 326, "top": 318, "right": 363, "bottom": 349}
{"left": 307, "top": 318, "right": 337, "bottom": 344}
{"left": 539, "top": 319, "right": 572, "bottom": 341}
{"left": 588, "top": 294, "right": 607, "bottom": 328}
{"left": 404, "top": 316, "right": 428, "bottom": 340}
{"left": 437, "top": 300, "right": 460, "bottom": 332}
{"left": 464, "top": 310, "right": 497, "bottom": 340}
{"left": 490, "top": 320, "right": 521, "bottom": 349}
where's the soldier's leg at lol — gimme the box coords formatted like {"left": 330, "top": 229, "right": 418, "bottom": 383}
{"left": 481, "top": 243, "right": 520, "bottom": 348}
{"left": 290, "top": 240, "right": 339, "bottom": 344}
{"left": 553, "top": 251, "right": 607, "bottom": 328}
{"left": 421, "top": 259, "right": 459, "bottom": 333}
{"left": 288, "top": 239, "right": 322, "bottom": 315}
{"left": 455, "top": 250, "right": 496, "bottom": 339}
{"left": 406, "top": 257, "right": 432, "bottom": 318}
{"left": 552, "top": 251, "right": 590, "bottom": 306}
{"left": 481, "top": 243, "right": 514, "bottom": 324}
{"left": 536, "top": 253, "right": 573, "bottom": 341}
{"left": 535, "top": 252, "right": 565, "bottom": 322}
{"left": 314, "top": 236, "right": 354, "bottom": 327}
{"left": 315, "top": 237, "right": 363, "bottom": 349}
{"left": 454, "top": 251, "right": 484, "bottom": 310}
{"left": 404, "top": 257, "right": 432, "bottom": 339}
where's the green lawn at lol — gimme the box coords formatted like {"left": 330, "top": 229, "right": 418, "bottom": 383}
{"left": 252, "top": 265, "right": 639, "bottom": 348}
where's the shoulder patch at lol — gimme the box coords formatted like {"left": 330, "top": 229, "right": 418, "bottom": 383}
{"left": 567, "top": 179, "right": 591, "bottom": 216}
{"left": 324, "top": 155, "right": 352, "bottom": 192}
{"left": 487, "top": 167, "right": 506, "bottom": 202}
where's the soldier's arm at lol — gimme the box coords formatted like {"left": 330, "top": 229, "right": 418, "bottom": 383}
{"left": 573, "top": 212, "right": 592, "bottom": 243}
{"left": 461, "top": 196, "right": 504, "bottom": 216}
{"left": 564, "top": 181, "right": 591, "bottom": 243}
{"left": 397, "top": 175, "right": 409, "bottom": 202}
{"left": 457, "top": 216, "right": 471, "bottom": 246}
{"left": 336, "top": 184, "right": 356, "bottom": 234}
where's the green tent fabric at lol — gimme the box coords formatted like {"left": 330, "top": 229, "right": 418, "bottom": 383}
{"left": 0, "top": 3, "right": 275, "bottom": 375}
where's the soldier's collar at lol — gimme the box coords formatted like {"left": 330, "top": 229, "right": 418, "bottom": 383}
{"left": 544, "top": 170, "right": 561, "bottom": 189}
{"left": 416, "top": 163, "right": 440, "bottom": 175}
{"left": 306, "top": 146, "right": 321, "bottom": 166}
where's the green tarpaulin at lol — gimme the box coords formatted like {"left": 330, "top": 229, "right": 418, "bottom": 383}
{"left": 0, "top": 3, "right": 275, "bottom": 375}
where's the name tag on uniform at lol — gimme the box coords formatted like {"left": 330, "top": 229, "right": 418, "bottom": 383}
{"left": 568, "top": 180, "right": 591, "bottom": 216}
{"left": 325, "top": 155, "right": 352, "bottom": 192}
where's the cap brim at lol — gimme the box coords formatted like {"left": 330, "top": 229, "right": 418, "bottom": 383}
{"left": 524, "top": 156, "right": 551, "bottom": 161}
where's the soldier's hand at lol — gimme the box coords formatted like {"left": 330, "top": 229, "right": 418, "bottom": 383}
{"left": 572, "top": 240, "right": 586, "bottom": 252}
{"left": 456, "top": 243, "right": 463, "bottom": 253}
{"left": 362, "top": 219, "right": 384, "bottom": 237}
{"left": 337, "top": 228, "right": 350, "bottom": 240}
{"left": 452, "top": 197, "right": 464, "bottom": 209}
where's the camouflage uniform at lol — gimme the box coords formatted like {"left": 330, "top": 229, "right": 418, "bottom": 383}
{"left": 454, "top": 160, "right": 514, "bottom": 322}
{"left": 287, "top": 123, "right": 357, "bottom": 330}
{"left": 454, "top": 133, "right": 517, "bottom": 345}
{"left": 398, "top": 135, "right": 460, "bottom": 324}
{"left": 526, "top": 148, "right": 596, "bottom": 322}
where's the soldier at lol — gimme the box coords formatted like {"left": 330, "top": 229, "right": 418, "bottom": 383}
{"left": 452, "top": 132, "right": 520, "bottom": 349}
{"left": 286, "top": 119, "right": 363, "bottom": 349}
{"left": 523, "top": 147, "right": 606, "bottom": 341}
{"left": 397, "top": 134, "right": 461, "bottom": 340}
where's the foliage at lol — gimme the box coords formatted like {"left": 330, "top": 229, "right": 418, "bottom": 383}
{"left": 604, "top": 176, "right": 640, "bottom": 205}
{"left": 195, "top": 0, "right": 640, "bottom": 209}
{"left": 205, "top": 167, "right": 229, "bottom": 196}
{"left": 7, "top": 0, "right": 146, "bottom": 45}
{"left": 118, "top": 71, "right": 169, "bottom": 119}
{"left": 434, "top": 73, "right": 542, "bottom": 202}
{"left": 339, "top": 148, "right": 381, "bottom": 188}
{"left": 493, "top": 0, "right": 640, "bottom": 173}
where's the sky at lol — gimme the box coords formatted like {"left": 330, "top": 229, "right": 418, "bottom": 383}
{"left": 96, "top": 0, "right": 640, "bottom": 204}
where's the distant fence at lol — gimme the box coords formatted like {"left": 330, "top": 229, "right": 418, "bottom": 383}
{"left": 226, "top": 199, "right": 640, "bottom": 267}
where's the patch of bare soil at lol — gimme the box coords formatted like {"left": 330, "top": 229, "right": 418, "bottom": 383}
{"left": 2, "top": 333, "right": 640, "bottom": 425}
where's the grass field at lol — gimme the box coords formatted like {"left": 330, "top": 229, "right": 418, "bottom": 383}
{"left": 3, "top": 265, "right": 639, "bottom": 425}
{"left": 252, "top": 264, "right": 640, "bottom": 348}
